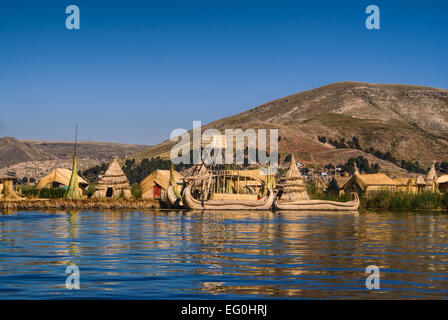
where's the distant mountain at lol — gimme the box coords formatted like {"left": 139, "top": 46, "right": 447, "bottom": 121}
{"left": 0, "top": 137, "right": 48, "bottom": 168}
{"left": 0, "top": 137, "right": 149, "bottom": 169}
{"left": 131, "top": 82, "right": 448, "bottom": 175}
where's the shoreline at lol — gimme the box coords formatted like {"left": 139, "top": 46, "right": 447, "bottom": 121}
{"left": 0, "top": 199, "right": 161, "bottom": 210}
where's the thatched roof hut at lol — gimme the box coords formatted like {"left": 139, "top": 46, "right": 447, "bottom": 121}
{"left": 426, "top": 162, "right": 439, "bottom": 192}
{"left": 393, "top": 177, "right": 426, "bottom": 193}
{"left": 311, "top": 176, "right": 328, "bottom": 192}
{"left": 94, "top": 156, "right": 131, "bottom": 198}
{"left": 343, "top": 173, "right": 396, "bottom": 195}
{"left": 0, "top": 171, "right": 22, "bottom": 200}
{"left": 140, "top": 169, "right": 183, "bottom": 200}
{"left": 278, "top": 156, "right": 309, "bottom": 201}
{"left": 426, "top": 162, "right": 437, "bottom": 183}
{"left": 327, "top": 175, "right": 351, "bottom": 195}
{"left": 438, "top": 175, "right": 448, "bottom": 193}
{"left": 37, "top": 168, "right": 88, "bottom": 190}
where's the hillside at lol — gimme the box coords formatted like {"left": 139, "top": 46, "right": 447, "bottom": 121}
{"left": 0, "top": 137, "right": 49, "bottom": 168}
{"left": 131, "top": 82, "right": 448, "bottom": 175}
{"left": 0, "top": 137, "right": 149, "bottom": 179}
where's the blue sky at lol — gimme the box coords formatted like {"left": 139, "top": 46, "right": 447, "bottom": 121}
{"left": 0, "top": 0, "right": 447, "bottom": 145}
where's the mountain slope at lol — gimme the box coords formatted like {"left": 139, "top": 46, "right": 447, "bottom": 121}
{"left": 132, "top": 82, "right": 448, "bottom": 173}
{"left": 0, "top": 137, "right": 149, "bottom": 169}
{"left": 0, "top": 137, "right": 48, "bottom": 168}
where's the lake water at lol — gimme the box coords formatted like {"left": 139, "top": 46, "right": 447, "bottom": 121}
{"left": 0, "top": 209, "right": 447, "bottom": 299}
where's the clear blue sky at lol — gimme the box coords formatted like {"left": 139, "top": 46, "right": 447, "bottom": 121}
{"left": 0, "top": 0, "right": 447, "bottom": 145}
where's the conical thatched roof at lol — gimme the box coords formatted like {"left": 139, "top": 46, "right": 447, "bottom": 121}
{"left": 312, "top": 176, "right": 328, "bottom": 191}
{"left": 279, "top": 155, "right": 310, "bottom": 201}
{"left": 416, "top": 175, "right": 427, "bottom": 186}
{"left": 94, "top": 156, "right": 131, "bottom": 198}
{"left": 426, "top": 162, "right": 437, "bottom": 185}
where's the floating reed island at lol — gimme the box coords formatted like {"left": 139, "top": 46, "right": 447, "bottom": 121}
{"left": 0, "top": 198, "right": 160, "bottom": 211}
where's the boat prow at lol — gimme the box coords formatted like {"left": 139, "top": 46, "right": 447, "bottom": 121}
{"left": 274, "top": 193, "right": 360, "bottom": 211}
{"left": 165, "top": 184, "right": 184, "bottom": 209}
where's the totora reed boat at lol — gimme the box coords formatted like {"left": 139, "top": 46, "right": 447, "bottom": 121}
{"left": 181, "top": 162, "right": 275, "bottom": 210}
{"left": 182, "top": 185, "right": 274, "bottom": 210}
{"left": 274, "top": 192, "right": 359, "bottom": 211}
{"left": 165, "top": 184, "right": 183, "bottom": 208}
{"left": 274, "top": 156, "right": 359, "bottom": 211}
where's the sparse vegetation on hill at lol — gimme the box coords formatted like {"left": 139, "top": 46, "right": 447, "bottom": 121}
{"left": 129, "top": 82, "right": 448, "bottom": 175}
{"left": 319, "top": 135, "right": 427, "bottom": 174}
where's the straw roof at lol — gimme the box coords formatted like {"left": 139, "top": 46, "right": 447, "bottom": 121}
{"left": 426, "top": 163, "right": 437, "bottom": 184}
{"left": 438, "top": 175, "right": 448, "bottom": 184}
{"left": 417, "top": 175, "right": 427, "bottom": 186}
{"left": 140, "top": 169, "right": 183, "bottom": 197}
{"left": 37, "top": 168, "right": 88, "bottom": 189}
{"left": 94, "top": 156, "right": 131, "bottom": 196}
{"left": 221, "top": 169, "right": 268, "bottom": 183}
{"left": 312, "top": 176, "right": 328, "bottom": 190}
{"left": 393, "top": 177, "right": 418, "bottom": 186}
{"left": 279, "top": 155, "right": 309, "bottom": 201}
{"left": 351, "top": 173, "right": 396, "bottom": 189}
{"left": 0, "top": 180, "right": 23, "bottom": 200}
{"left": 331, "top": 176, "right": 351, "bottom": 189}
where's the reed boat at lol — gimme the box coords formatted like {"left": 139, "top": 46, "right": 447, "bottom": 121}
{"left": 273, "top": 154, "right": 360, "bottom": 211}
{"left": 274, "top": 192, "right": 360, "bottom": 211}
{"left": 164, "top": 184, "right": 184, "bottom": 209}
{"left": 182, "top": 185, "right": 274, "bottom": 210}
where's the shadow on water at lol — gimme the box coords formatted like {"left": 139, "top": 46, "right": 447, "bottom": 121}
{"left": 0, "top": 209, "right": 448, "bottom": 299}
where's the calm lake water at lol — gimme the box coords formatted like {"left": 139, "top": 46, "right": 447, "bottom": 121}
{"left": 0, "top": 209, "right": 448, "bottom": 299}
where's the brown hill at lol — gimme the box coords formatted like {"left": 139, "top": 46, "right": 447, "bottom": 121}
{"left": 0, "top": 137, "right": 149, "bottom": 169}
{"left": 0, "top": 137, "right": 48, "bottom": 168}
{"left": 132, "top": 82, "right": 448, "bottom": 174}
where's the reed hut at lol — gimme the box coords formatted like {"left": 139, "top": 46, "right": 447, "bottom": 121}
{"left": 416, "top": 175, "right": 427, "bottom": 192}
{"left": 277, "top": 156, "right": 310, "bottom": 201}
{"left": 425, "top": 162, "right": 439, "bottom": 192}
{"left": 37, "top": 169, "right": 88, "bottom": 191}
{"left": 0, "top": 171, "right": 22, "bottom": 200}
{"left": 437, "top": 175, "right": 448, "bottom": 193}
{"left": 94, "top": 156, "right": 131, "bottom": 198}
{"left": 343, "top": 173, "right": 396, "bottom": 195}
{"left": 140, "top": 169, "right": 183, "bottom": 200}
{"left": 311, "top": 176, "right": 328, "bottom": 193}
{"left": 327, "top": 175, "right": 351, "bottom": 195}
{"left": 393, "top": 177, "right": 420, "bottom": 193}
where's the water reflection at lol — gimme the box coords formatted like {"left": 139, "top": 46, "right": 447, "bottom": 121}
{"left": 0, "top": 209, "right": 447, "bottom": 299}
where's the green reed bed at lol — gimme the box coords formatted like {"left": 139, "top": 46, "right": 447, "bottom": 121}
{"left": 362, "top": 190, "right": 448, "bottom": 211}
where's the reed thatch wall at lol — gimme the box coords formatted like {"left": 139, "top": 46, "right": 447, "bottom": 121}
{"left": 94, "top": 156, "right": 132, "bottom": 198}
{"left": 140, "top": 169, "right": 183, "bottom": 199}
